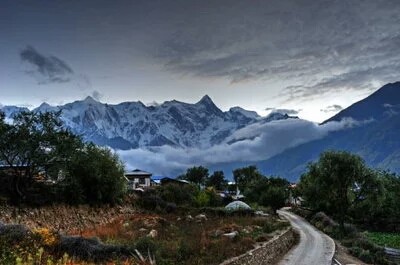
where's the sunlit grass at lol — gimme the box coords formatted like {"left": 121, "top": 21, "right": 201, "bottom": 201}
{"left": 366, "top": 231, "right": 400, "bottom": 249}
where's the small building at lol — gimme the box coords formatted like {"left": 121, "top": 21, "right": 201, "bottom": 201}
{"left": 160, "top": 177, "right": 190, "bottom": 186}
{"left": 125, "top": 169, "right": 152, "bottom": 189}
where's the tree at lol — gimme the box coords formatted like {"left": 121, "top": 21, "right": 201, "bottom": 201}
{"left": 260, "top": 185, "right": 287, "bottom": 214}
{"left": 63, "top": 143, "right": 126, "bottom": 204}
{"left": 233, "top": 165, "right": 263, "bottom": 193}
{"left": 182, "top": 166, "right": 209, "bottom": 186}
{"left": 0, "top": 111, "right": 127, "bottom": 205}
{"left": 244, "top": 176, "right": 289, "bottom": 213}
{"left": 299, "top": 151, "right": 374, "bottom": 233}
{"left": 0, "top": 111, "right": 82, "bottom": 200}
{"left": 352, "top": 170, "right": 399, "bottom": 228}
{"left": 206, "top": 171, "right": 227, "bottom": 190}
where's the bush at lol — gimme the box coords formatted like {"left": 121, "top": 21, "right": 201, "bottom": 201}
{"left": 56, "top": 235, "right": 130, "bottom": 261}
{"left": 198, "top": 207, "right": 228, "bottom": 217}
{"left": 342, "top": 236, "right": 390, "bottom": 264}
{"left": 195, "top": 191, "right": 210, "bottom": 207}
{"left": 134, "top": 237, "right": 158, "bottom": 255}
{"left": 138, "top": 194, "right": 167, "bottom": 211}
{"left": 358, "top": 250, "right": 374, "bottom": 263}
{"left": 304, "top": 211, "right": 392, "bottom": 265}
{"left": 157, "top": 183, "right": 198, "bottom": 206}
{"left": 0, "top": 223, "right": 30, "bottom": 243}
{"left": 349, "top": 246, "right": 362, "bottom": 257}
{"left": 311, "top": 212, "right": 338, "bottom": 227}
{"left": 177, "top": 240, "right": 193, "bottom": 261}
{"left": 262, "top": 220, "right": 289, "bottom": 233}
{"left": 137, "top": 192, "right": 177, "bottom": 213}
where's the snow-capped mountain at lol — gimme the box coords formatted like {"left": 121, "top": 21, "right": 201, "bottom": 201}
{"left": 1, "top": 95, "right": 294, "bottom": 150}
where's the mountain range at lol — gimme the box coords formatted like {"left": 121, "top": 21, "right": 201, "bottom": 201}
{"left": 2, "top": 82, "right": 400, "bottom": 181}
{"left": 1, "top": 95, "right": 294, "bottom": 150}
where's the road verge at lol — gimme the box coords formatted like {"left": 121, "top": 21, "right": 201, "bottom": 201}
{"left": 220, "top": 228, "right": 298, "bottom": 265}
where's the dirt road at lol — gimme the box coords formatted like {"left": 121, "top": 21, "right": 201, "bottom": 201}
{"left": 277, "top": 209, "right": 335, "bottom": 265}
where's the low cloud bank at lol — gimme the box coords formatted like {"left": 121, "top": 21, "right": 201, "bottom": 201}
{"left": 117, "top": 118, "right": 367, "bottom": 176}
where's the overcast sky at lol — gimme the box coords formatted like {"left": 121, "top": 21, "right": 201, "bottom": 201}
{"left": 1, "top": 0, "right": 399, "bottom": 122}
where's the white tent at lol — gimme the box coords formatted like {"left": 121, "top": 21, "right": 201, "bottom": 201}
{"left": 225, "top": 201, "right": 251, "bottom": 210}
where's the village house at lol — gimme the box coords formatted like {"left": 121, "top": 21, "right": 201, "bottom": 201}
{"left": 160, "top": 177, "right": 190, "bottom": 186}
{"left": 124, "top": 169, "right": 152, "bottom": 189}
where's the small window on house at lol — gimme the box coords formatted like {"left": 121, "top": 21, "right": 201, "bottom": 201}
{"left": 139, "top": 177, "right": 146, "bottom": 184}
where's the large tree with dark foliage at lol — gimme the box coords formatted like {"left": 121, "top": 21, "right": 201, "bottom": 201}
{"left": 206, "top": 171, "right": 227, "bottom": 190}
{"left": 180, "top": 166, "right": 209, "bottom": 186}
{"left": 62, "top": 143, "right": 126, "bottom": 204}
{"left": 0, "top": 111, "right": 82, "bottom": 200}
{"left": 0, "top": 111, "right": 126, "bottom": 204}
{"left": 243, "top": 174, "right": 289, "bottom": 214}
{"left": 298, "top": 151, "right": 379, "bottom": 232}
{"left": 233, "top": 165, "right": 263, "bottom": 193}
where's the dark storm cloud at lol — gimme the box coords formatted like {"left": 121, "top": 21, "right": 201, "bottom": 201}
{"left": 282, "top": 61, "right": 400, "bottom": 101}
{"left": 138, "top": 0, "right": 400, "bottom": 98}
{"left": 20, "top": 46, "right": 73, "bottom": 84}
{"left": 321, "top": 105, "right": 343, "bottom": 113}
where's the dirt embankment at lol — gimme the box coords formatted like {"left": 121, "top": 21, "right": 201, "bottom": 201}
{"left": 0, "top": 204, "right": 136, "bottom": 234}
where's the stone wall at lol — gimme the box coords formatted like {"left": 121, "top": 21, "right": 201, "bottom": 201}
{"left": 220, "top": 228, "right": 298, "bottom": 265}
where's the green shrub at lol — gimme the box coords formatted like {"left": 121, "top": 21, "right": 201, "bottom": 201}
{"left": 358, "top": 250, "right": 374, "bottom": 263}
{"left": 349, "top": 246, "right": 362, "bottom": 257}
{"left": 134, "top": 237, "right": 158, "bottom": 256}
{"left": 177, "top": 240, "right": 193, "bottom": 261}
{"left": 195, "top": 191, "right": 210, "bottom": 207}
{"left": 262, "top": 222, "right": 275, "bottom": 233}
{"left": 346, "top": 237, "right": 390, "bottom": 265}
{"left": 157, "top": 183, "right": 198, "bottom": 206}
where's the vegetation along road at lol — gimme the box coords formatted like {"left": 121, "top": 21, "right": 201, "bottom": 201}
{"left": 277, "top": 209, "right": 335, "bottom": 265}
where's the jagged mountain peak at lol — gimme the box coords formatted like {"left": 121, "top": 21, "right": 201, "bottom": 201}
{"left": 83, "top": 96, "right": 100, "bottom": 104}
{"left": 35, "top": 102, "right": 58, "bottom": 113}
{"left": 197, "top": 94, "right": 213, "bottom": 104}
{"left": 195, "top": 95, "right": 224, "bottom": 117}
{"left": 38, "top": 102, "right": 51, "bottom": 108}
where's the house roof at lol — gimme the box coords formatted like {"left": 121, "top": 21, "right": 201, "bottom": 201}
{"left": 160, "top": 177, "right": 190, "bottom": 185}
{"left": 124, "top": 169, "right": 152, "bottom": 177}
{"left": 151, "top": 175, "right": 165, "bottom": 180}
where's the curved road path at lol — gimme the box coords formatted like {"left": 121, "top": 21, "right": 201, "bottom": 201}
{"left": 277, "top": 209, "right": 335, "bottom": 265}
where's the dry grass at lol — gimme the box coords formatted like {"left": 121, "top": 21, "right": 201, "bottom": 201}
{"left": 76, "top": 212, "right": 286, "bottom": 265}
{"left": 0, "top": 210, "right": 287, "bottom": 265}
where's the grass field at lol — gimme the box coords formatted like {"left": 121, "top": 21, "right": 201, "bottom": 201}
{"left": 366, "top": 231, "right": 400, "bottom": 249}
